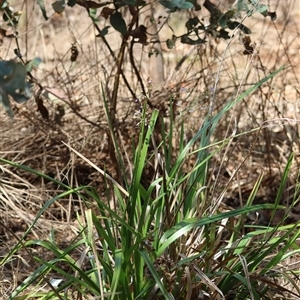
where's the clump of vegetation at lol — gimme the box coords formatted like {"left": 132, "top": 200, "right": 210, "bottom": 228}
{"left": 0, "top": 0, "right": 299, "bottom": 299}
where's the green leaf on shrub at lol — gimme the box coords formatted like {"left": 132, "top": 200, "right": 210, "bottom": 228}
{"left": 36, "top": 0, "right": 48, "bottom": 20}
{"left": 160, "top": 0, "right": 175, "bottom": 10}
{"left": 110, "top": 11, "right": 127, "bottom": 36}
{"left": 185, "top": 17, "right": 199, "bottom": 31}
{"left": 26, "top": 57, "right": 42, "bottom": 72}
{"left": 227, "top": 21, "right": 251, "bottom": 34}
{"left": 96, "top": 26, "right": 110, "bottom": 37}
{"left": 217, "top": 29, "right": 230, "bottom": 39}
{"left": 14, "top": 48, "right": 22, "bottom": 59}
{"left": 256, "top": 4, "right": 268, "bottom": 17}
{"left": 166, "top": 36, "right": 176, "bottom": 49}
{"left": 52, "top": 0, "right": 65, "bottom": 14}
{"left": 123, "top": 0, "right": 138, "bottom": 5}
{"left": 218, "top": 10, "right": 236, "bottom": 28}
{"left": 67, "top": 0, "right": 77, "bottom": 7}
{"left": 236, "top": 0, "right": 249, "bottom": 12}
{"left": 101, "top": 26, "right": 110, "bottom": 36}
{"left": 203, "top": 0, "right": 222, "bottom": 26}
{"left": 177, "top": 0, "right": 194, "bottom": 9}
{"left": 186, "top": 0, "right": 201, "bottom": 10}
{"left": 1, "top": 1, "right": 8, "bottom": 9}
{"left": 268, "top": 12, "right": 277, "bottom": 21}
{"left": 2, "top": 5, "right": 19, "bottom": 26}
{"left": 181, "top": 35, "right": 206, "bottom": 45}
{"left": 160, "top": 0, "right": 193, "bottom": 12}
{"left": 0, "top": 60, "right": 32, "bottom": 117}
{"left": 89, "top": 8, "right": 98, "bottom": 22}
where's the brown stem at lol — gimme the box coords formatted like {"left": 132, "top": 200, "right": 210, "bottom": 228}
{"left": 129, "top": 38, "right": 147, "bottom": 101}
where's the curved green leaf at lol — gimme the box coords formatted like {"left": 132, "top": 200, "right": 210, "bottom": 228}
{"left": 110, "top": 11, "right": 127, "bottom": 36}
{"left": 36, "top": 0, "right": 48, "bottom": 20}
{"left": 52, "top": 0, "right": 66, "bottom": 14}
{"left": 26, "top": 57, "right": 42, "bottom": 72}
{"left": 0, "top": 60, "right": 32, "bottom": 114}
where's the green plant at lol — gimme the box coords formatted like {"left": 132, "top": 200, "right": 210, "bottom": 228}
{"left": 0, "top": 60, "right": 32, "bottom": 117}
{"left": 2, "top": 65, "right": 299, "bottom": 299}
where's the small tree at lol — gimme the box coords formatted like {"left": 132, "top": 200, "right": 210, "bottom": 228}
{"left": 0, "top": 0, "right": 276, "bottom": 118}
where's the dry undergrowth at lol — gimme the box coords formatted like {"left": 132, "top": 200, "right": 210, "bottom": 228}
{"left": 0, "top": 0, "right": 299, "bottom": 297}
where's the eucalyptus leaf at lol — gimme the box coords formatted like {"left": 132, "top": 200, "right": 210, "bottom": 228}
{"left": 67, "top": 0, "right": 77, "bottom": 7}
{"left": 52, "top": 0, "right": 65, "bottom": 14}
{"left": 217, "top": 29, "right": 230, "bottom": 39}
{"left": 180, "top": 1, "right": 194, "bottom": 9}
{"left": 123, "top": 0, "right": 137, "bottom": 5}
{"left": 36, "top": 0, "right": 48, "bottom": 20}
{"left": 110, "top": 11, "right": 127, "bottom": 36}
{"left": 186, "top": 0, "right": 200, "bottom": 11}
{"left": 159, "top": 0, "right": 175, "bottom": 11}
{"left": 160, "top": 0, "right": 193, "bottom": 12}
{"left": 218, "top": 10, "right": 236, "bottom": 28}
{"left": 227, "top": 20, "right": 251, "bottom": 34}
{"left": 181, "top": 35, "right": 206, "bottom": 45}
{"left": 185, "top": 17, "right": 200, "bottom": 31}
{"left": 166, "top": 37, "right": 176, "bottom": 49}
{"left": 268, "top": 12, "right": 276, "bottom": 21}
{"left": 236, "top": 0, "right": 249, "bottom": 12}
{"left": 1, "top": 1, "right": 8, "bottom": 9}
{"left": 89, "top": 8, "right": 98, "bottom": 22}
{"left": 256, "top": 4, "right": 268, "bottom": 17}
{"left": 0, "top": 60, "right": 32, "bottom": 117}
{"left": 96, "top": 26, "right": 110, "bottom": 37}
{"left": 26, "top": 57, "right": 42, "bottom": 72}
